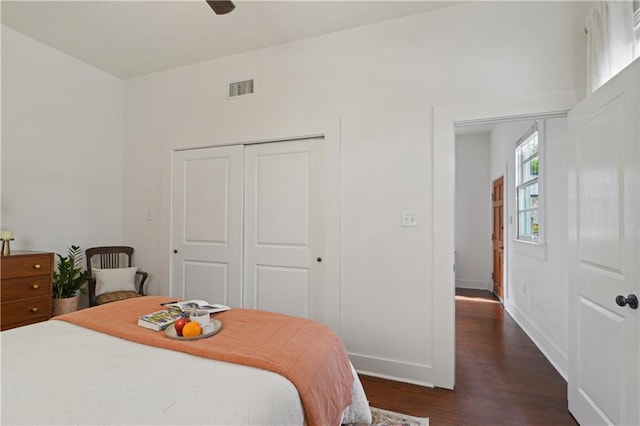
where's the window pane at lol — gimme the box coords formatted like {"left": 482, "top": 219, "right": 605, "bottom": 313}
{"left": 518, "top": 211, "right": 531, "bottom": 237}
{"left": 519, "top": 133, "right": 538, "bottom": 161}
{"left": 518, "top": 181, "right": 539, "bottom": 211}
{"left": 518, "top": 209, "right": 539, "bottom": 238}
{"left": 522, "top": 156, "right": 538, "bottom": 183}
{"left": 516, "top": 131, "right": 539, "bottom": 186}
{"left": 515, "top": 124, "right": 541, "bottom": 243}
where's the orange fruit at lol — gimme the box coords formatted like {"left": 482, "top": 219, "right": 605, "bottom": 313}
{"left": 182, "top": 321, "right": 202, "bottom": 338}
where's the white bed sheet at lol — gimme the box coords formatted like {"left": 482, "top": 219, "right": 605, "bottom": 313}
{"left": 1, "top": 320, "right": 371, "bottom": 425}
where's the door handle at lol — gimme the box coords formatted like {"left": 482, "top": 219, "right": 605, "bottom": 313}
{"left": 615, "top": 294, "right": 638, "bottom": 309}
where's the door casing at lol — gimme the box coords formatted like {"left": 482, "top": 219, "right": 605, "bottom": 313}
{"left": 433, "top": 89, "right": 584, "bottom": 388}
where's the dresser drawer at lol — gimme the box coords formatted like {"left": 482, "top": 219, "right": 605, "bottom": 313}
{"left": 1, "top": 295, "right": 51, "bottom": 327}
{"left": 1, "top": 276, "right": 52, "bottom": 302}
{"left": 1, "top": 254, "right": 53, "bottom": 279}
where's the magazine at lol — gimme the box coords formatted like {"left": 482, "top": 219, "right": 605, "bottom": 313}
{"left": 162, "top": 299, "right": 230, "bottom": 315}
{"left": 137, "top": 309, "right": 184, "bottom": 331}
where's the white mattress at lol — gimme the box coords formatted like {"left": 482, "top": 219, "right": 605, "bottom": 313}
{"left": 1, "top": 320, "right": 371, "bottom": 425}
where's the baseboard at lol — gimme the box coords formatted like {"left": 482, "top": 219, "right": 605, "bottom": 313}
{"left": 349, "top": 300, "right": 567, "bottom": 387}
{"left": 348, "top": 352, "right": 435, "bottom": 388}
{"left": 455, "top": 279, "right": 491, "bottom": 290}
{"left": 504, "top": 300, "right": 568, "bottom": 380}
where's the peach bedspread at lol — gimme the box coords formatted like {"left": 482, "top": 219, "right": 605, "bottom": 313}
{"left": 54, "top": 296, "right": 353, "bottom": 426}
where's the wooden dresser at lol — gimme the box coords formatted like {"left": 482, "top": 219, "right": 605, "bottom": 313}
{"left": 1, "top": 251, "right": 54, "bottom": 331}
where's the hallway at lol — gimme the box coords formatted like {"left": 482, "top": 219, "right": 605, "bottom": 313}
{"left": 359, "top": 288, "right": 577, "bottom": 425}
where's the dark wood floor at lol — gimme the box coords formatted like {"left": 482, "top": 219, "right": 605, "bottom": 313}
{"left": 359, "top": 289, "right": 577, "bottom": 425}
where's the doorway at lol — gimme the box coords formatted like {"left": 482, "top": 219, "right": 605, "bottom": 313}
{"left": 492, "top": 176, "right": 504, "bottom": 300}
{"left": 435, "top": 93, "right": 579, "bottom": 389}
{"left": 453, "top": 125, "right": 507, "bottom": 302}
{"left": 453, "top": 127, "right": 493, "bottom": 294}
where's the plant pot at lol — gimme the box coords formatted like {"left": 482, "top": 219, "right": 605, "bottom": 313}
{"left": 52, "top": 295, "right": 79, "bottom": 316}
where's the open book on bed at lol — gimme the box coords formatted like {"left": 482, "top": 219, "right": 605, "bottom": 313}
{"left": 162, "top": 300, "right": 230, "bottom": 315}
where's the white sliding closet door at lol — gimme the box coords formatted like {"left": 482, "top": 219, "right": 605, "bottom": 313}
{"left": 171, "top": 139, "right": 325, "bottom": 319}
{"left": 244, "top": 140, "right": 324, "bottom": 320}
{"left": 171, "top": 145, "right": 244, "bottom": 307}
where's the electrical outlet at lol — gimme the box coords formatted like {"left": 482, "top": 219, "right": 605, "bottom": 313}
{"left": 401, "top": 210, "right": 418, "bottom": 227}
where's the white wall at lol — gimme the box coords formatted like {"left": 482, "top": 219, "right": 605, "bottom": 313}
{"left": 123, "top": 1, "right": 588, "bottom": 386}
{"left": 455, "top": 134, "right": 491, "bottom": 290}
{"left": 491, "top": 117, "right": 570, "bottom": 378}
{"left": 1, "top": 26, "right": 125, "bottom": 306}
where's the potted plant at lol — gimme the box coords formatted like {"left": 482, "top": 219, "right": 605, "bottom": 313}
{"left": 52, "top": 245, "right": 89, "bottom": 316}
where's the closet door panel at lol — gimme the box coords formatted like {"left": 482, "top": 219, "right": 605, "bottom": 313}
{"left": 172, "top": 146, "right": 244, "bottom": 307}
{"left": 255, "top": 265, "right": 309, "bottom": 318}
{"left": 256, "top": 152, "right": 310, "bottom": 246}
{"left": 184, "top": 261, "right": 228, "bottom": 303}
{"left": 244, "top": 140, "right": 324, "bottom": 321}
{"left": 184, "top": 158, "right": 229, "bottom": 243}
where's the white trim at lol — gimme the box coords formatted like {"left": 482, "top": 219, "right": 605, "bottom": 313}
{"left": 504, "top": 299, "right": 568, "bottom": 380}
{"left": 515, "top": 120, "right": 544, "bottom": 245}
{"left": 432, "top": 89, "right": 584, "bottom": 389}
{"left": 513, "top": 238, "right": 548, "bottom": 260}
{"left": 349, "top": 353, "right": 435, "bottom": 388}
{"left": 455, "top": 279, "right": 491, "bottom": 290}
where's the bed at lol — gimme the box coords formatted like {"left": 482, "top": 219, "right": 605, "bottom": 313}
{"left": 1, "top": 296, "right": 371, "bottom": 425}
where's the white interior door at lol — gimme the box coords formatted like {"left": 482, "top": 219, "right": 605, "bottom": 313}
{"left": 171, "top": 145, "right": 244, "bottom": 307}
{"left": 244, "top": 139, "right": 324, "bottom": 320}
{"left": 568, "top": 59, "right": 639, "bottom": 425}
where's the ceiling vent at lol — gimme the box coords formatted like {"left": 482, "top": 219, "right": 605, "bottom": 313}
{"left": 229, "top": 79, "right": 254, "bottom": 98}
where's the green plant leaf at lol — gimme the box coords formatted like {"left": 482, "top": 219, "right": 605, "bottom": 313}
{"left": 53, "top": 245, "right": 89, "bottom": 299}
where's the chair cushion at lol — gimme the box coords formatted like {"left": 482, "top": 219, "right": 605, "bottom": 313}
{"left": 95, "top": 291, "right": 142, "bottom": 305}
{"left": 93, "top": 267, "right": 138, "bottom": 296}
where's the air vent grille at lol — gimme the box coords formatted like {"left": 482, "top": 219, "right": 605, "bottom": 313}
{"left": 229, "top": 79, "right": 254, "bottom": 98}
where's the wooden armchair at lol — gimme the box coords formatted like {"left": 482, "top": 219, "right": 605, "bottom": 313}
{"left": 85, "top": 246, "right": 148, "bottom": 307}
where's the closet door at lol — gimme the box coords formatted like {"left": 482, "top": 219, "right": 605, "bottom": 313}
{"left": 244, "top": 139, "right": 324, "bottom": 321}
{"left": 171, "top": 146, "right": 244, "bottom": 307}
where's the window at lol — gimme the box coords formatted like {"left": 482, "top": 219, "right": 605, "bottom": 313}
{"left": 634, "top": 6, "right": 640, "bottom": 56}
{"left": 515, "top": 122, "right": 541, "bottom": 243}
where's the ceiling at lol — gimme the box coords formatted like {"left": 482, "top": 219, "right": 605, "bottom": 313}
{"left": 1, "top": 0, "right": 461, "bottom": 79}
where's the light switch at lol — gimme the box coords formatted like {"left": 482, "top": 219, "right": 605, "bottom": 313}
{"left": 401, "top": 210, "right": 418, "bottom": 227}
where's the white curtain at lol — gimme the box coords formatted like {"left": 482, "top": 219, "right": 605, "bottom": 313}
{"left": 585, "top": 1, "right": 635, "bottom": 92}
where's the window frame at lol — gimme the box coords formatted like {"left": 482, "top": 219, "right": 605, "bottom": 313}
{"left": 514, "top": 121, "right": 544, "bottom": 245}
{"left": 634, "top": 6, "right": 640, "bottom": 57}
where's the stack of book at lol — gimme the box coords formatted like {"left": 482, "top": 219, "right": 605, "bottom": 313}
{"left": 137, "top": 309, "right": 184, "bottom": 331}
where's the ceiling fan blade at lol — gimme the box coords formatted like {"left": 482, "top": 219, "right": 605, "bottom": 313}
{"left": 206, "top": 1, "right": 235, "bottom": 15}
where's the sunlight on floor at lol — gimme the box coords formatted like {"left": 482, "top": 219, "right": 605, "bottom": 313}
{"left": 455, "top": 295, "right": 501, "bottom": 304}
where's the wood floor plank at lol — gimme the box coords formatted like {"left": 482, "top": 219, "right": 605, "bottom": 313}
{"left": 358, "top": 289, "right": 577, "bottom": 425}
